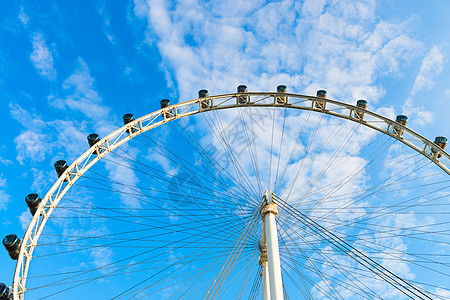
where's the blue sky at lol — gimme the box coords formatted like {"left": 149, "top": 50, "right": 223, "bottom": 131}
{"left": 1, "top": 0, "right": 450, "bottom": 298}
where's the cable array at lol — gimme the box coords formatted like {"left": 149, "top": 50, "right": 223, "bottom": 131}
{"left": 15, "top": 103, "right": 450, "bottom": 299}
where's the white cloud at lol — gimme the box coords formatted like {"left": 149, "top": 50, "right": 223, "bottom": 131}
{"left": 19, "top": 210, "right": 31, "bottom": 231}
{"left": 434, "top": 288, "right": 450, "bottom": 298}
{"left": 18, "top": 6, "right": 29, "bottom": 25}
{"left": 0, "top": 157, "right": 13, "bottom": 166}
{"left": 302, "top": 0, "right": 326, "bottom": 17}
{"left": 49, "top": 58, "right": 143, "bottom": 207}
{"left": 402, "top": 97, "right": 434, "bottom": 126}
{"left": 133, "top": 0, "right": 150, "bottom": 19}
{"left": 30, "top": 32, "right": 56, "bottom": 80}
{"left": 0, "top": 176, "right": 11, "bottom": 211}
{"left": 49, "top": 58, "right": 111, "bottom": 127}
{"left": 14, "top": 130, "right": 53, "bottom": 164}
{"left": 104, "top": 155, "right": 142, "bottom": 209}
{"left": 30, "top": 168, "right": 53, "bottom": 193}
{"left": 98, "top": 2, "right": 116, "bottom": 45}
{"left": 146, "top": 150, "right": 178, "bottom": 176}
{"left": 10, "top": 103, "right": 53, "bottom": 163}
{"left": 12, "top": 57, "right": 144, "bottom": 218}
{"left": 139, "top": 0, "right": 421, "bottom": 105}
{"left": 9, "top": 102, "right": 47, "bottom": 129}
{"left": 403, "top": 47, "right": 444, "bottom": 126}
{"left": 375, "top": 105, "right": 396, "bottom": 120}
{"left": 90, "top": 246, "right": 114, "bottom": 273}
{"left": 61, "top": 225, "right": 113, "bottom": 275}
{"left": 411, "top": 47, "right": 444, "bottom": 95}
{"left": 10, "top": 102, "right": 89, "bottom": 164}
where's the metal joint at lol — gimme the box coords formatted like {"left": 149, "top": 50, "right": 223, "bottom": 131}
{"left": 261, "top": 203, "right": 278, "bottom": 217}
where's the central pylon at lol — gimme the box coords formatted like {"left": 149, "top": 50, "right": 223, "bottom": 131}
{"left": 259, "top": 191, "right": 283, "bottom": 300}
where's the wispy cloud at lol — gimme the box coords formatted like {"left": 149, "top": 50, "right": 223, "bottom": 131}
{"left": 410, "top": 46, "right": 444, "bottom": 96}
{"left": 0, "top": 156, "right": 13, "bottom": 166}
{"left": 138, "top": 0, "right": 421, "bottom": 104}
{"left": 14, "top": 130, "right": 53, "bottom": 164}
{"left": 98, "top": 1, "right": 116, "bottom": 45}
{"left": 403, "top": 46, "right": 444, "bottom": 126}
{"left": 19, "top": 210, "right": 31, "bottom": 230}
{"left": 10, "top": 103, "right": 54, "bottom": 164}
{"left": 29, "top": 168, "right": 53, "bottom": 194}
{"left": 104, "top": 154, "right": 142, "bottom": 209}
{"left": 16, "top": 57, "right": 141, "bottom": 208}
{"left": 133, "top": 0, "right": 150, "bottom": 19}
{"left": 0, "top": 176, "right": 11, "bottom": 211}
{"left": 18, "top": 6, "right": 29, "bottom": 25}
{"left": 146, "top": 150, "right": 178, "bottom": 176}
{"left": 50, "top": 58, "right": 110, "bottom": 122}
{"left": 90, "top": 246, "right": 114, "bottom": 273}
{"left": 61, "top": 225, "right": 113, "bottom": 275}
{"left": 30, "top": 32, "right": 57, "bottom": 80}
{"left": 10, "top": 101, "right": 91, "bottom": 165}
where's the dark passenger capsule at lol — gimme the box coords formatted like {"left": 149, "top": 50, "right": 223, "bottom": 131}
{"left": 393, "top": 115, "right": 408, "bottom": 136}
{"left": 356, "top": 99, "right": 367, "bottom": 109}
{"left": 198, "top": 89, "right": 209, "bottom": 98}
{"left": 276, "top": 85, "right": 287, "bottom": 104}
{"left": 160, "top": 99, "right": 170, "bottom": 108}
{"left": 237, "top": 85, "right": 247, "bottom": 93}
{"left": 315, "top": 90, "right": 327, "bottom": 109}
{"left": 277, "top": 85, "right": 287, "bottom": 93}
{"left": 197, "top": 91, "right": 211, "bottom": 109}
{"left": 87, "top": 133, "right": 99, "bottom": 147}
{"left": 237, "top": 85, "right": 249, "bottom": 104}
{"left": 3, "top": 234, "right": 20, "bottom": 260}
{"left": 123, "top": 113, "right": 134, "bottom": 125}
{"left": 25, "top": 193, "right": 41, "bottom": 216}
{"left": 435, "top": 136, "right": 448, "bottom": 149}
{"left": 123, "top": 114, "right": 137, "bottom": 134}
{"left": 0, "top": 283, "right": 12, "bottom": 300}
{"left": 160, "top": 99, "right": 174, "bottom": 117}
{"left": 87, "top": 133, "right": 101, "bottom": 155}
{"left": 316, "top": 90, "right": 327, "bottom": 98}
{"left": 355, "top": 99, "right": 368, "bottom": 119}
{"left": 396, "top": 115, "right": 408, "bottom": 126}
{"left": 54, "top": 160, "right": 68, "bottom": 178}
{"left": 432, "top": 136, "right": 448, "bottom": 158}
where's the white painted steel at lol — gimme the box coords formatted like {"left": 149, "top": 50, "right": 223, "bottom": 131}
{"left": 12, "top": 92, "right": 450, "bottom": 299}
{"left": 262, "top": 261, "right": 270, "bottom": 300}
{"left": 260, "top": 218, "right": 270, "bottom": 300}
{"left": 263, "top": 191, "right": 283, "bottom": 300}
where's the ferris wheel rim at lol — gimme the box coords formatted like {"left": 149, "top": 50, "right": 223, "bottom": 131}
{"left": 11, "top": 91, "right": 449, "bottom": 299}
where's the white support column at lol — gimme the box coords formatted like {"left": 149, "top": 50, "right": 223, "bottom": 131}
{"left": 261, "top": 191, "right": 283, "bottom": 300}
{"left": 262, "top": 260, "right": 270, "bottom": 300}
{"left": 259, "top": 219, "right": 271, "bottom": 300}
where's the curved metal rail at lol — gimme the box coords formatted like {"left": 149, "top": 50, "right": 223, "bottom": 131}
{"left": 12, "top": 92, "right": 449, "bottom": 298}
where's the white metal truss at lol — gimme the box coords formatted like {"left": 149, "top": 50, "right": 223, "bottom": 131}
{"left": 12, "top": 92, "right": 450, "bottom": 299}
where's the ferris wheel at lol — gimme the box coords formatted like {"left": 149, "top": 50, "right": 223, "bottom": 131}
{"left": 1, "top": 86, "right": 450, "bottom": 299}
